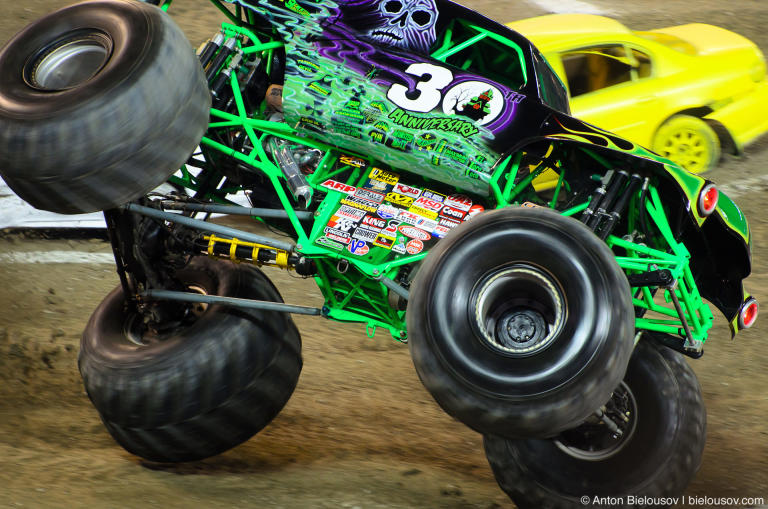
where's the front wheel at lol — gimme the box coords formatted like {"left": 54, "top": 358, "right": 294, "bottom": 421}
{"left": 407, "top": 207, "right": 635, "bottom": 439}
{"left": 78, "top": 257, "right": 302, "bottom": 462}
{"left": 652, "top": 115, "right": 720, "bottom": 174}
{"left": 484, "top": 340, "right": 706, "bottom": 509}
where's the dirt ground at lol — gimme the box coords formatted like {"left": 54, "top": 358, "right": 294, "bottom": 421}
{"left": 1, "top": 0, "right": 768, "bottom": 508}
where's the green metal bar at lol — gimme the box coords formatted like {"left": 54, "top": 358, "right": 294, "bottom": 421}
{"left": 560, "top": 201, "right": 589, "bottom": 217}
{"left": 549, "top": 170, "right": 566, "bottom": 208}
{"left": 467, "top": 25, "right": 528, "bottom": 82}
{"left": 242, "top": 41, "right": 284, "bottom": 55}
{"left": 432, "top": 32, "right": 487, "bottom": 61}
{"left": 501, "top": 152, "right": 524, "bottom": 203}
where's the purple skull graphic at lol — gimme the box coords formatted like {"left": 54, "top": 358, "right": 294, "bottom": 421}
{"left": 368, "top": 0, "right": 438, "bottom": 53}
{"left": 339, "top": 0, "right": 439, "bottom": 54}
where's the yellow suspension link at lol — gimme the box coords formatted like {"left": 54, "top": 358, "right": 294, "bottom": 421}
{"left": 204, "top": 234, "right": 291, "bottom": 270}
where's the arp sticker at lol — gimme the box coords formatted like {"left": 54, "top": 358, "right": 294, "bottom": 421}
{"left": 369, "top": 167, "right": 399, "bottom": 185}
{"left": 373, "top": 234, "right": 395, "bottom": 249}
{"left": 385, "top": 192, "right": 414, "bottom": 207}
{"left": 377, "top": 203, "right": 399, "bottom": 219}
{"left": 422, "top": 190, "right": 446, "bottom": 203}
{"left": 412, "top": 196, "right": 443, "bottom": 213}
{"left": 393, "top": 183, "right": 421, "bottom": 199}
{"left": 315, "top": 236, "right": 345, "bottom": 250}
{"left": 321, "top": 179, "right": 356, "bottom": 194}
{"left": 440, "top": 205, "right": 465, "bottom": 221}
{"left": 336, "top": 205, "right": 367, "bottom": 221}
{"left": 445, "top": 194, "right": 473, "bottom": 212}
{"left": 406, "top": 239, "right": 424, "bottom": 255}
{"left": 348, "top": 239, "right": 370, "bottom": 256}
{"left": 398, "top": 225, "right": 431, "bottom": 241}
{"left": 354, "top": 187, "right": 385, "bottom": 204}
{"left": 339, "top": 155, "right": 367, "bottom": 168}
{"left": 352, "top": 227, "right": 379, "bottom": 242}
{"left": 362, "top": 215, "right": 386, "bottom": 229}
{"left": 341, "top": 197, "right": 379, "bottom": 213}
{"left": 323, "top": 227, "right": 351, "bottom": 244}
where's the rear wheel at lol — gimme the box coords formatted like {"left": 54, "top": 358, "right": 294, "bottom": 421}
{"left": 484, "top": 340, "right": 706, "bottom": 509}
{"left": 78, "top": 257, "right": 302, "bottom": 462}
{"left": 407, "top": 207, "right": 634, "bottom": 439}
{"left": 0, "top": 0, "right": 210, "bottom": 213}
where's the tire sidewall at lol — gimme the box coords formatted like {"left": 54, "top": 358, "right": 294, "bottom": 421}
{"left": 484, "top": 340, "right": 706, "bottom": 506}
{"left": 408, "top": 207, "right": 634, "bottom": 437}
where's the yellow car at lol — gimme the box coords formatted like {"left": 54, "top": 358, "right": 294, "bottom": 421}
{"left": 508, "top": 14, "right": 768, "bottom": 173}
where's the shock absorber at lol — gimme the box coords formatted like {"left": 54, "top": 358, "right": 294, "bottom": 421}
{"left": 198, "top": 31, "right": 224, "bottom": 70}
{"left": 210, "top": 50, "right": 243, "bottom": 107}
{"left": 269, "top": 137, "right": 312, "bottom": 208}
{"left": 205, "top": 36, "right": 237, "bottom": 82}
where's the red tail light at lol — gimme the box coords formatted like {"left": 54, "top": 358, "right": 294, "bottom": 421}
{"left": 698, "top": 184, "right": 719, "bottom": 217}
{"left": 739, "top": 298, "right": 759, "bottom": 329}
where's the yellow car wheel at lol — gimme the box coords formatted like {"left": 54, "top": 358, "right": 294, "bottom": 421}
{"left": 652, "top": 115, "right": 721, "bottom": 174}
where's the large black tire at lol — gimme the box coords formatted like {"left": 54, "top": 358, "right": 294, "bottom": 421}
{"left": 484, "top": 340, "right": 706, "bottom": 509}
{"left": 0, "top": 0, "right": 210, "bottom": 214}
{"left": 407, "top": 207, "right": 634, "bottom": 438}
{"left": 78, "top": 257, "right": 302, "bottom": 462}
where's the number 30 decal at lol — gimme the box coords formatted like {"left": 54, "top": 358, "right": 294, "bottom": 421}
{"left": 387, "top": 63, "right": 454, "bottom": 113}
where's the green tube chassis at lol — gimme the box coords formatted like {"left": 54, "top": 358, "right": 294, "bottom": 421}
{"left": 155, "top": 0, "right": 752, "bottom": 351}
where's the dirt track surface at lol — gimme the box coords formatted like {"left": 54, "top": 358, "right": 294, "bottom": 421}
{"left": 1, "top": 1, "right": 768, "bottom": 508}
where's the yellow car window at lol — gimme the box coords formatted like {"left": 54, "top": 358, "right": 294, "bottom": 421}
{"left": 562, "top": 46, "right": 633, "bottom": 96}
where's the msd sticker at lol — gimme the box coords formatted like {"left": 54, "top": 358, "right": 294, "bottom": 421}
{"left": 369, "top": 167, "right": 399, "bottom": 184}
{"left": 445, "top": 194, "right": 473, "bottom": 212}
{"left": 406, "top": 239, "right": 424, "bottom": 255}
{"left": 321, "top": 179, "right": 356, "bottom": 194}
{"left": 393, "top": 183, "right": 421, "bottom": 199}
{"left": 399, "top": 225, "right": 431, "bottom": 241}
{"left": 412, "top": 196, "right": 443, "bottom": 213}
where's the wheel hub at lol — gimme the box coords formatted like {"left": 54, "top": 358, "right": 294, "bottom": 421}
{"left": 554, "top": 381, "right": 638, "bottom": 461}
{"left": 25, "top": 31, "right": 112, "bottom": 91}
{"left": 473, "top": 265, "right": 565, "bottom": 356}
